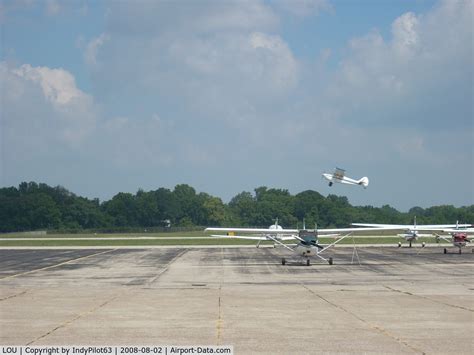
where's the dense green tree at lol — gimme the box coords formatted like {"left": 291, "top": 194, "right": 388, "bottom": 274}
{"left": 102, "top": 192, "right": 138, "bottom": 227}
{"left": 0, "top": 181, "right": 472, "bottom": 232}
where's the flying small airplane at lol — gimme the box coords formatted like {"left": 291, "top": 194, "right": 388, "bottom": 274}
{"left": 353, "top": 218, "right": 472, "bottom": 248}
{"left": 322, "top": 167, "right": 369, "bottom": 188}
{"left": 434, "top": 226, "right": 474, "bottom": 254}
{"left": 205, "top": 223, "right": 386, "bottom": 266}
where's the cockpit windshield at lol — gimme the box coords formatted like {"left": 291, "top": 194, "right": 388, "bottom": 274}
{"left": 299, "top": 230, "right": 318, "bottom": 245}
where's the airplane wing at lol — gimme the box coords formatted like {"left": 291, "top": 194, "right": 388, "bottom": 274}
{"left": 352, "top": 223, "right": 471, "bottom": 231}
{"left": 205, "top": 227, "right": 299, "bottom": 234}
{"left": 207, "top": 226, "right": 406, "bottom": 235}
{"left": 318, "top": 226, "right": 408, "bottom": 233}
{"left": 333, "top": 167, "right": 346, "bottom": 180}
{"left": 441, "top": 228, "right": 474, "bottom": 233}
{"left": 210, "top": 234, "right": 296, "bottom": 241}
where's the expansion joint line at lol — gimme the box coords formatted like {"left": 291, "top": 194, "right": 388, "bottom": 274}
{"left": 27, "top": 295, "right": 119, "bottom": 345}
{"left": 383, "top": 285, "right": 473, "bottom": 312}
{"left": 0, "top": 289, "right": 29, "bottom": 301}
{"left": 301, "top": 284, "right": 426, "bottom": 355}
{"left": 216, "top": 284, "right": 223, "bottom": 346}
{"left": 146, "top": 249, "right": 188, "bottom": 285}
{"left": 0, "top": 249, "right": 118, "bottom": 280}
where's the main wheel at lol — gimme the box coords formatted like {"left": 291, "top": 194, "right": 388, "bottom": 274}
{"left": 281, "top": 258, "right": 286, "bottom": 265}
{"left": 443, "top": 248, "right": 447, "bottom": 254}
{"left": 409, "top": 241, "right": 412, "bottom": 248}
{"left": 422, "top": 242, "right": 426, "bottom": 247}
{"left": 398, "top": 242, "right": 402, "bottom": 248}
{"left": 459, "top": 248, "right": 462, "bottom": 254}
{"left": 328, "top": 257, "right": 333, "bottom": 265}
{"left": 306, "top": 259, "right": 310, "bottom": 266}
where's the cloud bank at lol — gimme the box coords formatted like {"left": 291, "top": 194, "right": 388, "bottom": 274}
{"left": 1, "top": 0, "right": 472, "bottom": 210}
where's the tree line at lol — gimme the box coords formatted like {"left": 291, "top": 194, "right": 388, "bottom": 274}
{"left": 0, "top": 181, "right": 472, "bottom": 232}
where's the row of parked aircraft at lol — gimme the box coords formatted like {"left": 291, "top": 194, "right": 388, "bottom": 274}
{"left": 206, "top": 167, "right": 471, "bottom": 265}
{"left": 205, "top": 219, "right": 472, "bottom": 266}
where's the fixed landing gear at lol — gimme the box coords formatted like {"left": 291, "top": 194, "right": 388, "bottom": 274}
{"left": 281, "top": 258, "right": 286, "bottom": 265}
{"left": 306, "top": 259, "right": 310, "bottom": 266}
{"left": 409, "top": 241, "right": 412, "bottom": 248}
{"left": 328, "top": 257, "right": 333, "bottom": 265}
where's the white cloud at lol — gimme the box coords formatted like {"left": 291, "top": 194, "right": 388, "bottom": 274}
{"left": 12, "top": 64, "right": 89, "bottom": 106}
{"left": 84, "top": 33, "right": 110, "bottom": 67}
{"left": 1, "top": 62, "right": 97, "bottom": 146}
{"left": 392, "top": 12, "right": 419, "bottom": 56}
{"left": 326, "top": 0, "right": 472, "bottom": 130}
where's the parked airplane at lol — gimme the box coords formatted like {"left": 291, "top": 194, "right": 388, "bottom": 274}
{"left": 435, "top": 226, "right": 474, "bottom": 254}
{"left": 353, "top": 218, "right": 471, "bottom": 248}
{"left": 205, "top": 224, "right": 385, "bottom": 266}
{"left": 322, "top": 167, "right": 369, "bottom": 188}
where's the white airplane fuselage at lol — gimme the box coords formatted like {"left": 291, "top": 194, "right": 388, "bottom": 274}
{"left": 400, "top": 232, "right": 418, "bottom": 242}
{"left": 322, "top": 173, "right": 369, "bottom": 188}
{"left": 294, "top": 244, "right": 318, "bottom": 256}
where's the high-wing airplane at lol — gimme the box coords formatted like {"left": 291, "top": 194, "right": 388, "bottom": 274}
{"left": 322, "top": 167, "right": 369, "bottom": 188}
{"left": 352, "top": 218, "right": 471, "bottom": 248}
{"left": 434, "top": 225, "right": 473, "bottom": 254}
{"left": 205, "top": 224, "right": 387, "bottom": 266}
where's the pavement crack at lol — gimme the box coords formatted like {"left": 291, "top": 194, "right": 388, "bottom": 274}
{"left": 0, "top": 289, "right": 28, "bottom": 301}
{"left": 27, "top": 295, "right": 118, "bottom": 345}
{"left": 301, "top": 284, "right": 426, "bottom": 355}
{"left": 383, "top": 285, "right": 473, "bottom": 312}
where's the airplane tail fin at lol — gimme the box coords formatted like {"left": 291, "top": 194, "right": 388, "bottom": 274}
{"left": 357, "top": 177, "right": 369, "bottom": 188}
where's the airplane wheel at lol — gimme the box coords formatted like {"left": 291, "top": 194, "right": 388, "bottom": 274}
{"left": 443, "top": 248, "right": 447, "bottom": 254}
{"left": 459, "top": 249, "right": 462, "bottom": 254}
{"left": 282, "top": 258, "right": 286, "bottom": 265}
{"left": 328, "top": 257, "right": 333, "bottom": 265}
{"left": 398, "top": 242, "right": 401, "bottom": 248}
{"left": 422, "top": 242, "right": 426, "bottom": 247}
{"left": 306, "top": 259, "right": 310, "bottom": 266}
{"left": 409, "top": 242, "right": 412, "bottom": 248}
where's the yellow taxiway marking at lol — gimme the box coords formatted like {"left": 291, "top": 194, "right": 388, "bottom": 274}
{"left": 0, "top": 249, "right": 117, "bottom": 280}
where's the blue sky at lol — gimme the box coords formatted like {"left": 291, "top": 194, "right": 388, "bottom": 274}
{"left": 1, "top": 0, "right": 472, "bottom": 211}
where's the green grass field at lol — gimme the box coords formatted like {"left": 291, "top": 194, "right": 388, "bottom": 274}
{"left": 0, "top": 230, "right": 206, "bottom": 239}
{"left": 0, "top": 231, "right": 442, "bottom": 247}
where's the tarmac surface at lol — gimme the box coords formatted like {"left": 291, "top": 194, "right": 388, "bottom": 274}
{"left": 0, "top": 246, "right": 473, "bottom": 354}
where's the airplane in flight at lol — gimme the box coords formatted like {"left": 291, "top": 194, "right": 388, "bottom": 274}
{"left": 322, "top": 167, "right": 369, "bottom": 188}
{"left": 352, "top": 218, "right": 471, "bottom": 248}
{"left": 205, "top": 223, "right": 388, "bottom": 266}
